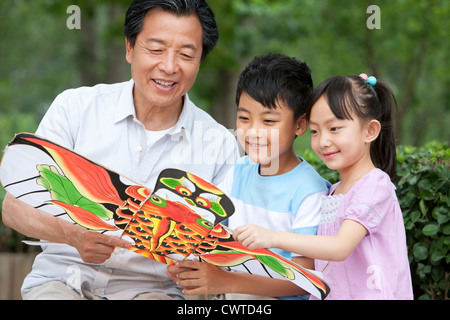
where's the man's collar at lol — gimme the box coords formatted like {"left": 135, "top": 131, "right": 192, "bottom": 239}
{"left": 172, "top": 94, "right": 192, "bottom": 134}
{"left": 114, "top": 79, "right": 136, "bottom": 124}
{"left": 114, "top": 79, "right": 192, "bottom": 141}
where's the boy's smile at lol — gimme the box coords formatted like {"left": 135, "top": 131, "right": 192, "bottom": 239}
{"left": 247, "top": 141, "right": 268, "bottom": 150}
{"left": 236, "top": 92, "right": 307, "bottom": 176}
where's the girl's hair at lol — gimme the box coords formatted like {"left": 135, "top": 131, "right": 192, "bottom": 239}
{"left": 124, "top": 0, "right": 219, "bottom": 62}
{"left": 305, "top": 75, "right": 397, "bottom": 178}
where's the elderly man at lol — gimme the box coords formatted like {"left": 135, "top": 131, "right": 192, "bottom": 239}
{"left": 2, "top": 0, "right": 238, "bottom": 300}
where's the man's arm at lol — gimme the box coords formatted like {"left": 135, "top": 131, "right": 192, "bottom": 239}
{"left": 2, "top": 192, "right": 132, "bottom": 264}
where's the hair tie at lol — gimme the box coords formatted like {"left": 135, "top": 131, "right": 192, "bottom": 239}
{"left": 359, "top": 73, "right": 377, "bottom": 86}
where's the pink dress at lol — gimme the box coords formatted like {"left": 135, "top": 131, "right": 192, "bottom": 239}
{"left": 311, "top": 169, "right": 414, "bottom": 300}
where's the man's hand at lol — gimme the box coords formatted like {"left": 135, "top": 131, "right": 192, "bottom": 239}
{"left": 3, "top": 192, "right": 131, "bottom": 264}
{"left": 72, "top": 230, "right": 133, "bottom": 264}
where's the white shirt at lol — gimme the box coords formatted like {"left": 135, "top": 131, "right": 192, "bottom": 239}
{"left": 23, "top": 79, "right": 239, "bottom": 299}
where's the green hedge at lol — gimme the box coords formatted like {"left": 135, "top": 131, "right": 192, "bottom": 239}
{"left": 396, "top": 142, "right": 449, "bottom": 300}
{"left": 303, "top": 141, "right": 449, "bottom": 300}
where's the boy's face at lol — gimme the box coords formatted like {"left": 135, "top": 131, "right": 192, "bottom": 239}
{"left": 236, "top": 92, "right": 307, "bottom": 175}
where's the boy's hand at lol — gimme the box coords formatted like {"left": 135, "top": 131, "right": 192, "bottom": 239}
{"left": 233, "top": 224, "right": 274, "bottom": 250}
{"left": 166, "top": 260, "right": 230, "bottom": 295}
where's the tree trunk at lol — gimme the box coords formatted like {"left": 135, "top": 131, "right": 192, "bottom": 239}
{"left": 211, "top": 69, "right": 239, "bottom": 130}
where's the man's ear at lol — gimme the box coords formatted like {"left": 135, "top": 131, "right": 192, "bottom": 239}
{"left": 365, "top": 119, "right": 381, "bottom": 143}
{"left": 295, "top": 115, "right": 308, "bottom": 137}
{"left": 125, "top": 38, "right": 133, "bottom": 64}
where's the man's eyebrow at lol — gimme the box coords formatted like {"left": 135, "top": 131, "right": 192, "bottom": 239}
{"left": 144, "top": 38, "right": 164, "bottom": 46}
{"left": 145, "top": 38, "right": 198, "bottom": 51}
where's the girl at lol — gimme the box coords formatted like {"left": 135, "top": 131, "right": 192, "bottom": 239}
{"left": 233, "top": 74, "right": 414, "bottom": 299}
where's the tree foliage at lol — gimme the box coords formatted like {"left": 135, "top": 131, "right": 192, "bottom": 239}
{"left": 0, "top": 0, "right": 448, "bottom": 147}
{"left": 198, "top": 0, "right": 450, "bottom": 147}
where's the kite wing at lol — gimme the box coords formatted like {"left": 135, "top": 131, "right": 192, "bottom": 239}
{"left": 0, "top": 133, "right": 139, "bottom": 234}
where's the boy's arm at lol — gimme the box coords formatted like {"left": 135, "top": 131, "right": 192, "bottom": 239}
{"left": 292, "top": 256, "right": 314, "bottom": 270}
{"left": 166, "top": 260, "right": 306, "bottom": 297}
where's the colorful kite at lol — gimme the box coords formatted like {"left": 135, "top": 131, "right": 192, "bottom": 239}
{"left": 0, "top": 133, "right": 330, "bottom": 299}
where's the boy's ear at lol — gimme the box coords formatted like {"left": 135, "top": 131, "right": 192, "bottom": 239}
{"left": 295, "top": 115, "right": 308, "bottom": 136}
{"left": 365, "top": 119, "right": 381, "bottom": 143}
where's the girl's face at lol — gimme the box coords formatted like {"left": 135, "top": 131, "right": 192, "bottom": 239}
{"left": 308, "top": 96, "right": 375, "bottom": 178}
{"left": 236, "top": 92, "right": 306, "bottom": 175}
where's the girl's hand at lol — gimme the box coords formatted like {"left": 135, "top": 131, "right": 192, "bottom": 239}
{"left": 233, "top": 224, "right": 275, "bottom": 250}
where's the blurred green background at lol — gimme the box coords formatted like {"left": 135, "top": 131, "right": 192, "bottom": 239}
{"left": 1, "top": 0, "right": 449, "bottom": 151}
{"left": 0, "top": 0, "right": 449, "bottom": 246}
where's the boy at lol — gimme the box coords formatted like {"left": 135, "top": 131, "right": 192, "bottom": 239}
{"left": 167, "top": 53, "right": 329, "bottom": 299}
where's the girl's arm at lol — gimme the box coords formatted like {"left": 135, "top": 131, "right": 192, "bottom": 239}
{"left": 166, "top": 260, "right": 306, "bottom": 297}
{"left": 234, "top": 220, "right": 367, "bottom": 262}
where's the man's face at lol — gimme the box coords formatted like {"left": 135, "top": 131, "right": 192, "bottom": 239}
{"left": 126, "top": 8, "right": 203, "bottom": 111}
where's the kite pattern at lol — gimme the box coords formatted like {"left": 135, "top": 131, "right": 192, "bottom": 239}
{"left": 0, "top": 133, "right": 330, "bottom": 299}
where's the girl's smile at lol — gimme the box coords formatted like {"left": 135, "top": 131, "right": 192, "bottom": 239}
{"left": 322, "top": 151, "right": 340, "bottom": 161}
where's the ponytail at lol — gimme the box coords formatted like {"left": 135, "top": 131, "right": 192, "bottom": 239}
{"left": 371, "top": 81, "right": 397, "bottom": 179}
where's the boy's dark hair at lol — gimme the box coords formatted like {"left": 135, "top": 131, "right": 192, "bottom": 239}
{"left": 124, "top": 0, "right": 219, "bottom": 61}
{"left": 305, "top": 75, "right": 398, "bottom": 178}
{"left": 235, "top": 53, "right": 313, "bottom": 120}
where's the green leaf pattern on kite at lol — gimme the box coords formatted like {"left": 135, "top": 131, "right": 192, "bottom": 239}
{"left": 36, "top": 165, "right": 112, "bottom": 220}
{"left": 207, "top": 248, "right": 295, "bottom": 280}
{"left": 256, "top": 255, "right": 295, "bottom": 280}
